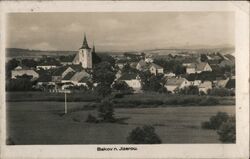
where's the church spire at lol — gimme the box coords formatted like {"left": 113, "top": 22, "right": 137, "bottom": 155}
{"left": 80, "top": 33, "right": 90, "bottom": 49}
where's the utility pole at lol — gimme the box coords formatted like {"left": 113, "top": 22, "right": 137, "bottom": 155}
{"left": 64, "top": 91, "right": 67, "bottom": 114}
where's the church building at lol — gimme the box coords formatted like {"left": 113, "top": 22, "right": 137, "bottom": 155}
{"left": 73, "top": 34, "right": 93, "bottom": 69}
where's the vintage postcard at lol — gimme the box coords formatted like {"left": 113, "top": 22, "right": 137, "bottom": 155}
{"left": 0, "top": 1, "right": 249, "bottom": 159}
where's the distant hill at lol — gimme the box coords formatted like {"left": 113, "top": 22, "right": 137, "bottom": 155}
{"left": 6, "top": 47, "right": 235, "bottom": 59}
{"left": 6, "top": 48, "right": 77, "bottom": 59}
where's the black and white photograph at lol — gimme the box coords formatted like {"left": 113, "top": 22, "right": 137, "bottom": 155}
{"left": 0, "top": 1, "right": 249, "bottom": 159}
{"left": 5, "top": 11, "right": 236, "bottom": 145}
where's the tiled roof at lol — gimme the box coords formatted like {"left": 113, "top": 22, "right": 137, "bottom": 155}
{"left": 150, "top": 63, "right": 163, "bottom": 69}
{"left": 187, "top": 62, "right": 209, "bottom": 71}
{"left": 70, "top": 70, "right": 90, "bottom": 82}
{"left": 52, "top": 66, "right": 73, "bottom": 76}
{"left": 69, "top": 64, "right": 84, "bottom": 72}
{"left": 62, "top": 72, "right": 75, "bottom": 80}
{"left": 79, "top": 77, "right": 90, "bottom": 83}
{"left": 166, "top": 78, "right": 186, "bottom": 86}
{"left": 137, "top": 59, "right": 147, "bottom": 67}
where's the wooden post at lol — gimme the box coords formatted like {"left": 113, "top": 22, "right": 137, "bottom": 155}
{"left": 65, "top": 92, "right": 67, "bottom": 114}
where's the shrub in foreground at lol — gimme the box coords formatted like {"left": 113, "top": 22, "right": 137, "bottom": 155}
{"left": 217, "top": 116, "right": 236, "bottom": 143}
{"left": 98, "top": 99, "right": 115, "bottom": 122}
{"left": 85, "top": 114, "right": 98, "bottom": 123}
{"left": 201, "top": 112, "right": 229, "bottom": 130}
{"left": 127, "top": 125, "right": 161, "bottom": 144}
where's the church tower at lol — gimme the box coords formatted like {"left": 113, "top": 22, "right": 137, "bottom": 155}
{"left": 73, "top": 33, "right": 92, "bottom": 69}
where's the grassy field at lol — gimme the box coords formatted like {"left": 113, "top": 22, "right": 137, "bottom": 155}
{"left": 6, "top": 101, "right": 235, "bottom": 145}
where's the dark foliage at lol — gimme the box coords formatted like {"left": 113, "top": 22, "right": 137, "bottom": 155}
{"left": 153, "top": 59, "right": 185, "bottom": 75}
{"left": 5, "top": 59, "right": 20, "bottom": 78}
{"left": 112, "top": 81, "right": 133, "bottom": 92}
{"left": 208, "top": 88, "right": 234, "bottom": 97}
{"left": 179, "top": 86, "right": 199, "bottom": 95}
{"left": 92, "top": 52, "right": 102, "bottom": 65}
{"left": 6, "top": 75, "right": 37, "bottom": 91}
{"left": 217, "top": 116, "right": 236, "bottom": 143}
{"left": 93, "top": 61, "right": 115, "bottom": 97}
{"left": 85, "top": 114, "right": 99, "bottom": 123}
{"left": 127, "top": 125, "right": 162, "bottom": 144}
{"left": 139, "top": 71, "right": 166, "bottom": 93}
{"left": 98, "top": 99, "right": 115, "bottom": 122}
{"left": 199, "top": 97, "right": 219, "bottom": 106}
{"left": 21, "top": 59, "right": 38, "bottom": 68}
{"left": 201, "top": 112, "right": 229, "bottom": 130}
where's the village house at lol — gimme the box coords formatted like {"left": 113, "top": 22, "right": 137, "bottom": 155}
{"left": 198, "top": 81, "right": 212, "bottom": 94}
{"left": 36, "top": 74, "right": 56, "bottom": 91}
{"left": 219, "top": 59, "right": 234, "bottom": 67}
{"left": 164, "top": 77, "right": 191, "bottom": 93}
{"left": 186, "top": 62, "right": 212, "bottom": 74}
{"left": 190, "top": 80, "right": 202, "bottom": 86}
{"left": 136, "top": 59, "right": 148, "bottom": 71}
{"left": 149, "top": 63, "right": 164, "bottom": 75}
{"left": 214, "top": 78, "right": 230, "bottom": 88}
{"left": 61, "top": 70, "right": 90, "bottom": 85}
{"left": 36, "top": 61, "right": 59, "bottom": 70}
{"left": 118, "top": 72, "right": 142, "bottom": 93}
{"left": 51, "top": 66, "right": 75, "bottom": 82}
{"left": 164, "top": 72, "right": 176, "bottom": 78}
{"left": 115, "top": 60, "right": 127, "bottom": 69}
{"left": 11, "top": 66, "right": 39, "bottom": 80}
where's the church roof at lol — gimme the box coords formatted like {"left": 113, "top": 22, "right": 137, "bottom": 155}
{"left": 80, "top": 34, "right": 90, "bottom": 49}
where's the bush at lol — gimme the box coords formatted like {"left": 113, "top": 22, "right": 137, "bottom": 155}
{"left": 199, "top": 97, "right": 219, "bottom": 106}
{"left": 217, "top": 116, "right": 236, "bottom": 143}
{"left": 208, "top": 88, "right": 232, "bottom": 97}
{"left": 85, "top": 114, "right": 98, "bottom": 123}
{"left": 127, "top": 125, "right": 162, "bottom": 144}
{"left": 98, "top": 99, "right": 115, "bottom": 122}
{"left": 201, "top": 112, "right": 229, "bottom": 130}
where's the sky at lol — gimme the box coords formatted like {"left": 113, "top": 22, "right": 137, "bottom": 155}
{"left": 6, "top": 12, "right": 234, "bottom": 52}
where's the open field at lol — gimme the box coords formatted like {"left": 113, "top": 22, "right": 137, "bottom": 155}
{"left": 7, "top": 101, "right": 235, "bottom": 144}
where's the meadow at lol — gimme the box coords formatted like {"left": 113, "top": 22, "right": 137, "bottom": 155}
{"left": 6, "top": 101, "right": 235, "bottom": 145}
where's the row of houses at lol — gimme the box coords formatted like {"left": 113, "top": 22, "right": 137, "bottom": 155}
{"left": 118, "top": 71, "right": 234, "bottom": 94}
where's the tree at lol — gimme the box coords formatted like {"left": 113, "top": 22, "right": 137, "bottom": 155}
{"left": 201, "top": 112, "right": 230, "bottom": 130}
{"left": 179, "top": 85, "right": 199, "bottom": 95}
{"left": 217, "top": 116, "right": 236, "bottom": 143}
{"left": 93, "top": 61, "right": 115, "bottom": 97}
{"left": 21, "top": 59, "right": 38, "bottom": 68}
{"left": 200, "top": 54, "right": 208, "bottom": 62}
{"left": 112, "top": 81, "right": 133, "bottom": 92}
{"left": 98, "top": 99, "right": 115, "bottom": 122}
{"left": 140, "top": 72, "right": 165, "bottom": 92}
{"left": 127, "top": 125, "right": 162, "bottom": 144}
{"left": 95, "top": 84, "right": 112, "bottom": 97}
{"left": 6, "top": 74, "right": 36, "bottom": 91}
{"left": 6, "top": 58, "right": 20, "bottom": 78}
{"left": 92, "top": 52, "right": 102, "bottom": 65}
{"left": 173, "top": 64, "right": 186, "bottom": 75}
